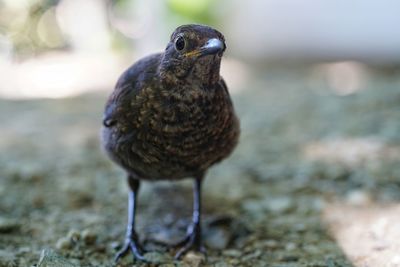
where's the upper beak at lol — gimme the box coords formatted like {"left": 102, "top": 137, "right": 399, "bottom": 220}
{"left": 184, "top": 38, "right": 225, "bottom": 58}
{"left": 199, "top": 38, "right": 225, "bottom": 57}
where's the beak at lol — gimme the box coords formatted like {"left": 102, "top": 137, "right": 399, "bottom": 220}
{"left": 185, "top": 38, "right": 225, "bottom": 58}
{"left": 199, "top": 38, "right": 225, "bottom": 57}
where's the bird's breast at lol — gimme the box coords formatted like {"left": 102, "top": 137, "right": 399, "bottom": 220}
{"left": 106, "top": 84, "right": 239, "bottom": 179}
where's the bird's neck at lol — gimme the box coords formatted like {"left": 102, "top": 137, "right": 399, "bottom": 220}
{"left": 158, "top": 55, "right": 221, "bottom": 88}
{"left": 191, "top": 58, "right": 221, "bottom": 87}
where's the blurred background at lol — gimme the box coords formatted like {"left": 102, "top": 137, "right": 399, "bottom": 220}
{"left": 1, "top": 0, "right": 400, "bottom": 266}
{"left": 1, "top": 0, "right": 400, "bottom": 99}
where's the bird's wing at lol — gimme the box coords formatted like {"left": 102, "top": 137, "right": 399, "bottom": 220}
{"left": 103, "top": 53, "right": 162, "bottom": 128}
{"left": 219, "top": 76, "right": 232, "bottom": 98}
{"left": 102, "top": 84, "right": 130, "bottom": 127}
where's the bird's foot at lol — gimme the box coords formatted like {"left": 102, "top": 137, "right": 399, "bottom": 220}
{"left": 174, "top": 224, "right": 206, "bottom": 260}
{"left": 114, "top": 235, "right": 147, "bottom": 263}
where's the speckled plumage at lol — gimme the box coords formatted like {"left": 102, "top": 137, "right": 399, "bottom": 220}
{"left": 102, "top": 25, "right": 240, "bottom": 180}
{"left": 101, "top": 24, "right": 240, "bottom": 261}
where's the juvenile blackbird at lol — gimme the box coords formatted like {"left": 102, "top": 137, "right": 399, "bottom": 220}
{"left": 101, "top": 24, "right": 240, "bottom": 262}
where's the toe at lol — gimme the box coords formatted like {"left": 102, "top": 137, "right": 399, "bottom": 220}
{"left": 114, "top": 239, "right": 147, "bottom": 263}
{"left": 129, "top": 243, "right": 147, "bottom": 261}
{"left": 174, "top": 239, "right": 206, "bottom": 260}
{"left": 114, "top": 244, "right": 130, "bottom": 263}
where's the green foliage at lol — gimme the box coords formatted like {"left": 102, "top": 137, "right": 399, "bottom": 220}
{"left": 166, "top": 0, "right": 216, "bottom": 25}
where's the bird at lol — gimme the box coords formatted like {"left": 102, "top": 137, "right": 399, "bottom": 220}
{"left": 101, "top": 24, "right": 240, "bottom": 262}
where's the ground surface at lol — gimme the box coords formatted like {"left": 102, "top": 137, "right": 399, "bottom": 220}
{"left": 1, "top": 65, "right": 400, "bottom": 267}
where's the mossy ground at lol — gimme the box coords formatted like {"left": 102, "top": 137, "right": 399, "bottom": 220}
{"left": 1, "top": 65, "right": 399, "bottom": 266}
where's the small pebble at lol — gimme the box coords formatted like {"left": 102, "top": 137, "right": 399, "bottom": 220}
{"left": 67, "top": 229, "right": 80, "bottom": 243}
{"left": 285, "top": 242, "right": 297, "bottom": 251}
{"left": 229, "top": 258, "right": 240, "bottom": 265}
{"left": 182, "top": 251, "right": 206, "bottom": 267}
{"left": 205, "top": 228, "right": 231, "bottom": 249}
{"left": 242, "top": 250, "right": 262, "bottom": 261}
{"left": 17, "top": 247, "right": 31, "bottom": 254}
{"left": 241, "top": 200, "right": 264, "bottom": 214}
{"left": 110, "top": 241, "right": 120, "bottom": 250}
{"left": 81, "top": 229, "right": 97, "bottom": 245}
{"left": 222, "top": 249, "right": 242, "bottom": 258}
{"left": 346, "top": 190, "right": 371, "bottom": 206}
{"left": 263, "top": 239, "right": 278, "bottom": 248}
{"left": 263, "top": 197, "right": 293, "bottom": 213}
{"left": 56, "top": 237, "right": 72, "bottom": 250}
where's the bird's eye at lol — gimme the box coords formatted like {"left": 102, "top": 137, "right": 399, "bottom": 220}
{"left": 175, "top": 36, "right": 186, "bottom": 51}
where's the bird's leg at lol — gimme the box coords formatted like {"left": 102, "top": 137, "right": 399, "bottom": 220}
{"left": 175, "top": 175, "right": 206, "bottom": 259}
{"left": 115, "top": 175, "right": 146, "bottom": 262}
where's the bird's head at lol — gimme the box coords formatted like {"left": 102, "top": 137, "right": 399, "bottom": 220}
{"left": 160, "top": 24, "right": 226, "bottom": 86}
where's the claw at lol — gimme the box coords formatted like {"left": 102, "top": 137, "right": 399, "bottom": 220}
{"left": 174, "top": 224, "right": 206, "bottom": 260}
{"left": 114, "top": 237, "right": 147, "bottom": 263}
{"left": 174, "top": 239, "right": 206, "bottom": 260}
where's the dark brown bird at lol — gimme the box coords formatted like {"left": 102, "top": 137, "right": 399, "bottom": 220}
{"left": 101, "top": 24, "right": 240, "bottom": 262}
